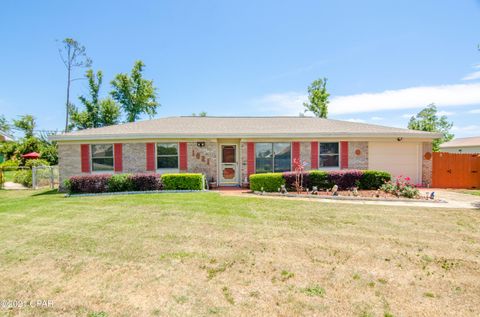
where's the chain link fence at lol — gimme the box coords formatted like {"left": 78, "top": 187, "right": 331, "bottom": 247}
{"left": 0, "top": 165, "right": 59, "bottom": 189}
{"left": 32, "top": 166, "right": 59, "bottom": 189}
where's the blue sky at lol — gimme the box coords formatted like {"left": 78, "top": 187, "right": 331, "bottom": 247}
{"left": 1, "top": 0, "right": 479, "bottom": 137}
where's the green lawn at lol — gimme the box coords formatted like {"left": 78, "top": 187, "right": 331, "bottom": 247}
{"left": 0, "top": 190, "right": 479, "bottom": 316}
{"left": 462, "top": 190, "right": 480, "bottom": 196}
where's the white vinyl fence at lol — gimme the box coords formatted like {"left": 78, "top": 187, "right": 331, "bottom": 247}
{"left": 32, "top": 165, "right": 59, "bottom": 189}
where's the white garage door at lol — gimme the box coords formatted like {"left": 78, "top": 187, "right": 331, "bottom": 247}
{"left": 368, "top": 142, "right": 422, "bottom": 184}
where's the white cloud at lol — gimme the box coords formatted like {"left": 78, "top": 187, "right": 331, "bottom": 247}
{"left": 345, "top": 118, "right": 366, "bottom": 123}
{"left": 371, "top": 116, "right": 383, "bottom": 121}
{"left": 451, "top": 125, "right": 480, "bottom": 132}
{"left": 401, "top": 113, "right": 415, "bottom": 119}
{"left": 462, "top": 64, "right": 480, "bottom": 81}
{"left": 468, "top": 109, "right": 480, "bottom": 114}
{"left": 437, "top": 110, "right": 454, "bottom": 116}
{"left": 254, "top": 83, "right": 480, "bottom": 115}
{"left": 462, "top": 71, "right": 480, "bottom": 81}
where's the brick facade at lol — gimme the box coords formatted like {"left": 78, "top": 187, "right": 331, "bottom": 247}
{"left": 58, "top": 140, "right": 434, "bottom": 190}
{"left": 348, "top": 141, "right": 368, "bottom": 170}
{"left": 422, "top": 142, "right": 433, "bottom": 187}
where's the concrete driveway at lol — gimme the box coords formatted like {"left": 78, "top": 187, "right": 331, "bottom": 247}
{"left": 421, "top": 189, "right": 480, "bottom": 209}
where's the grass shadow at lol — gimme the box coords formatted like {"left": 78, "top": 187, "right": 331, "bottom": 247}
{"left": 32, "top": 189, "right": 60, "bottom": 196}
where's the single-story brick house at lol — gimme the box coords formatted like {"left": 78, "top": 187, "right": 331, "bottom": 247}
{"left": 439, "top": 136, "right": 480, "bottom": 154}
{"left": 50, "top": 116, "right": 441, "bottom": 188}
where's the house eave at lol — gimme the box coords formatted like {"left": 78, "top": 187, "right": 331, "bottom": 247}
{"left": 50, "top": 132, "right": 441, "bottom": 142}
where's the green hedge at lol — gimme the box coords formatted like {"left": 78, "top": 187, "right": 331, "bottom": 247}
{"left": 359, "top": 170, "right": 391, "bottom": 190}
{"left": 249, "top": 173, "right": 285, "bottom": 192}
{"left": 250, "top": 169, "right": 391, "bottom": 192}
{"left": 161, "top": 173, "right": 204, "bottom": 190}
{"left": 107, "top": 174, "right": 134, "bottom": 192}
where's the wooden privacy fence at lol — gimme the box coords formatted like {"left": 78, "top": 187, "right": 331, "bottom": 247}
{"left": 432, "top": 152, "right": 480, "bottom": 189}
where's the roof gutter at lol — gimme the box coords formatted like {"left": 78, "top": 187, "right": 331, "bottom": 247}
{"left": 50, "top": 131, "right": 443, "bottom": 142}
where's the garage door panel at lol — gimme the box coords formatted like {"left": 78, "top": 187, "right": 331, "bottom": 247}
{"left": 368, "top": 142, "right": 421, "bottom": 184}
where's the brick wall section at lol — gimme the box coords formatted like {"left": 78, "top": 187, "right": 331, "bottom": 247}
{"left": 186, "top": 142, "right": 217, "bottom": 182}
{"left": 422, "top": 142, "right": 433, "bottom": 187}
{"left": 58, "top": 143, "right": 82, "bottom": 190}
{"left": 240, "top": 142, "right": 248, "bottom": 184}
{"left": 123, "top": 143, "right": 147, "bottom": 173}
{"left": 348, "top": 141, "right": 368, "bottom": 170}
{"left": 300, "top": 142, "right": 312, "bottom": 170}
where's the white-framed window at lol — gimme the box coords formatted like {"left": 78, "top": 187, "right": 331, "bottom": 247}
{"left": 157, "top": 143, "right": 179, "bottom": 169}
{"left": 91, "top": 144, "right": 114, "bottom": 172}
{"left": 319, "top": 142, "right": 340, "bottom": 168}
{"left": 255, "top": 142, "right": 291, "bottom": 173}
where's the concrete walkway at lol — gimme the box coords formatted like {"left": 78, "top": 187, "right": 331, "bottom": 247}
{"left": 216, "top": 188, "right": 480, "bottom": 209}
{"left": 2, "top": 181, "right": 28, "bottom": 190}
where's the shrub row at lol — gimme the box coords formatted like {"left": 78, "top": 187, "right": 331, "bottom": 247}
{"left": 250, "top": 169, "right": 391, "bottom": 192}
{"left": 65, "top": 173, "right": 204, "bottom": 194}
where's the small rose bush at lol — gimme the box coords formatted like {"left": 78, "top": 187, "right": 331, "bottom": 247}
{"left": 380, "top": 175, "right": 420, "bottom": 198}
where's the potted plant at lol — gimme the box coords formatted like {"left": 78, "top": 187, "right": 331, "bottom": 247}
{"left": 209, "top": 177, "right": 217, "bottom": 189}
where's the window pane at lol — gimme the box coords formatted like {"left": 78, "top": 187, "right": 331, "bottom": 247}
{"left": 92, "top": 144, "right": 113, "bottom": 158}
{"left": 273, "top": 143, "right": 291, "bottom": 172}
{"left": 320, "top": 142, "right": 339, "bottom": 155}
{"left": 222, "top": 146, "right": 236, "bottom": 163}
{"left": 92, "top": 158, "right": 114, "bottom": 171}
{"left": 320, "top": 155, "right": 339, "bottom": 167}
{"left": 157, "top": 157, "right": 178, "bottom": 169}
{"left": 157, "top": 143, "right": 178, "bottom": 155}
{"left": 255, "top": 143, "right": 273, "bottom": 173}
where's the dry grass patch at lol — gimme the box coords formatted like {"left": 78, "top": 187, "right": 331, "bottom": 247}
{"left": 0, "top": 189, "right": 479, "bottom": 316}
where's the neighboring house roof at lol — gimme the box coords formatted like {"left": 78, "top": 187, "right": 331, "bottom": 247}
{"left": 440, "top": 136, "right": 480, "bottom": 148}
{"left": 50, "top": 116, "right": 442, "bottom": 141}
{"left": 0, "top": 130, "right": 14, "bottom": 142}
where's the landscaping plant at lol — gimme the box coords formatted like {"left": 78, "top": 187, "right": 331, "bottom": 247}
{"left": 380, "top": 175, "right": 420, "bottom": 198}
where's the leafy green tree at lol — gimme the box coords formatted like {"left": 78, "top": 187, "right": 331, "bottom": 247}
{"left": 192, "top": 111, "right": 207, "bottom": 117}
{"left": 0, "top": 115, "right": 10, "bottom": 133}
{"left": 13, "top": 115, "right": 36, "bottom": 138}
{"left": 303, "top": 78, "right": 330, "bottom": 118}
{"left": 110, "top": 60, "right": 159, "bottom": 122}
{"left": 408, "top": 104, "right": 454, "bottom": 151}
{"left": 70, "top": 69, "right": 121, "bottom": 130}
{"left": 58, "top": 38, "right": 92, "bottom": 132}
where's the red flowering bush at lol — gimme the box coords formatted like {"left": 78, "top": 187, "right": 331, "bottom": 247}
{"left": 380, "top": 175, "right": 420, "bottom": 198}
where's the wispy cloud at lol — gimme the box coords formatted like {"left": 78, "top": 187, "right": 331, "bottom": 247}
{"left": 345, "top": 118, "right": 366, "bottom": 123}
{"left": 437, "top": 110, "right": 454, "bottom": 116}
{"left": 452, "top": 124, "right": 480, "bottom": 132}
{"left": 401, "top": 113, "right": 415, "bottom": 119}
{"left": 371, "top": 116, "right": 383, "bottom": 121}
{"left": 462, "top": 64, "right": 480, "bottom": 81}
{"left": 468, "top": 108, "right": 480, "bottom": 114}
{"left": 254, "top": 83, "right": 480, "bottom": 115}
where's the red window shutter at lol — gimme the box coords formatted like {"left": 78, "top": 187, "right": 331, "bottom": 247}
{"left": 80, "top": 144, "right": 90, "bottom": 173}
{"left": 179, "top": 142, "right": 187, "bottom": 171}
{"left": 247, "top": 142, "right": 255, "bottom": 177}
{"left": 340, "top": 141, "right": 349, "bottom": 169}
{"left": 146, "top": 143, "right": 156, "bottom": 171}
{"left": 114, "top": 143, "right": 123, "bottom": 172}
{"left": 292, "top": 142, "right": 300, "bottom": 169}
{"left": 310, "top": 142, "right": 318, "bottom": 169}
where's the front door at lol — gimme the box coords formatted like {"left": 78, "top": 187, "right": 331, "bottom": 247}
{"left": 219, "top": 144, "right": 238, "bottom": 185}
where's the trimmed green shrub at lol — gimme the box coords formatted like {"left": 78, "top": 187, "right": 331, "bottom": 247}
{"left": 24, "top": 159, "right": 49, "bottom": 168}
{"left": 249, "top": 173, "right": 285, "bottom": 192}
{"left": 13, "top": 169, "right": 32, "bottom": 187}
{"left": 0, "top": 160, "right": 19, "bottom": 170}
{"left": 0, "top": 170, "right": 4, "bottom": 189}
{"left": 161, "top": 173, "right": 204, "bottom": 190}
{"left": 309, "top": 170, "right": 331, "bottom": 190}
{"left": 359, "top": 170, "right": 391, "bottom": 189}
{"left": 108, "top": 174, "right": 134, "bottom": 192}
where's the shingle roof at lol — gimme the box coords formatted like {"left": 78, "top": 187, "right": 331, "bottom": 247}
{"left": 50, "top": 116, "right": 441, "bottom": 141}
{"left": 440, "top": 136, "right": 480, "bottom": 148}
